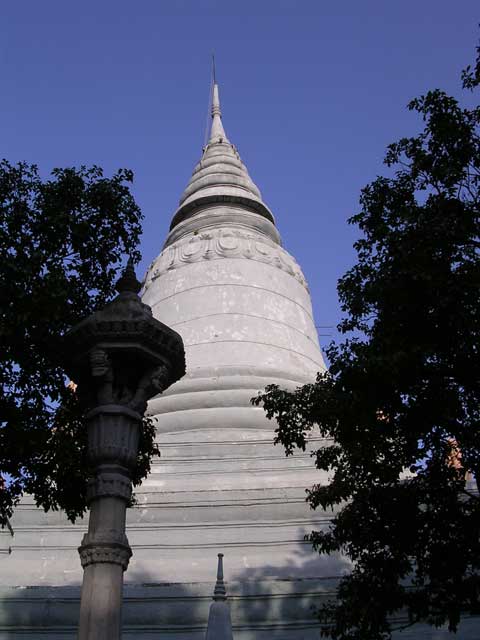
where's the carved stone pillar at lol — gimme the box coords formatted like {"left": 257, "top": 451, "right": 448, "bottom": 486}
{"left": 64, "top": 261, "right": 185, "bottom": 640}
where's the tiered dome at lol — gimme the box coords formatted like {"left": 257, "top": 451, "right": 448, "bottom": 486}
{"left": 170, "top": 84, "right": 275, "bottom": 231}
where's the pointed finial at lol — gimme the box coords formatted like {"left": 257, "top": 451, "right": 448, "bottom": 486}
{"left": 213, "top": 553, "right": 227, "bottom": 601}
{"left": 211, "top": 84, "right": 222, "bottom": 119}
{"left": 212, "top": 53, "right": 216, "bottom": 85}
{"left": 115, "top": 258, "right": 142, "bottom": 295}
{"left": 208, "top": 58, "right": 228, "bottom": 144}
{"left": 209, "top": 84, "right": 228, "bottom": 142}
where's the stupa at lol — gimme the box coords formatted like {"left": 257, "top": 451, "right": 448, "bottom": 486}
{"left": 138, "top": 81, "right": 334, "bottom": 634}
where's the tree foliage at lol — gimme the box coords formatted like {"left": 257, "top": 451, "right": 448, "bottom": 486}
{"left": 253, "top": 45, "right": 480, "bottom": 638}
{"left": 0, "top": 162, "right": 158, "bottom": 523}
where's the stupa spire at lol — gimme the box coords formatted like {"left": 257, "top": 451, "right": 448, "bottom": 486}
{"left": 209, "top": 83, "right": 228, "bottom": 143}
{"left": 168, "top": 68, "right": 276, "bottom": 233}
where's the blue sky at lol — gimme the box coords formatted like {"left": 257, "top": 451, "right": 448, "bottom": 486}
{"left": 1, "top": 1, "right": 478, "bottom": 349}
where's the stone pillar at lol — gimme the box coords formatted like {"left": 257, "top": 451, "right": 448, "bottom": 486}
{"left": 64, "top": 261, "right": 185, "bottom": 640}
{"left": 77, "top": 405, "right": 138, "bottom": 639}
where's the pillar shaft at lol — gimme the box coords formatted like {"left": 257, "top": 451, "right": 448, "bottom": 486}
{"left": 78, "top": 563, "right": 124, "bottom": 639}
{"left": 77, "top": 406, "right": 139, "bottom": 640}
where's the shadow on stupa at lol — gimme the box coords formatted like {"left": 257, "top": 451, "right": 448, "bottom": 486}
{"left": 0, "top": 533, "right": 343, "bottom": 638}
{"left": 3, "top": 537, "right": 476, "bottom": 639}
{"left": 0, "top": 567, "right": 206, "bottom": 639}
{"left": 227, "top": 528, "right": 348, "bottom": 638}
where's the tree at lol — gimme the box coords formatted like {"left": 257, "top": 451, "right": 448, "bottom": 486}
{"left": 0, "top": 162, "right": 158, "bottom": 524}
{"left": 253, "top": 43, "right": 480, "bottom": 639}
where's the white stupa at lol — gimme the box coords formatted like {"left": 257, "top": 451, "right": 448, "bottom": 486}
{"left": 134, "top": 81, "right": 335, "bottom": 636}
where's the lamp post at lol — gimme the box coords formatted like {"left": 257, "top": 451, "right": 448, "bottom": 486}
{"left": 64, "top": 261, "right": 185, "bottom": 640}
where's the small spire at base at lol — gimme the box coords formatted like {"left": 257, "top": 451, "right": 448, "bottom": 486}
{"left": 205, "top": 553, "right": 234, "bottom": 640}
{"left": 213, "top": 553, "right": 226, "bottom": 601}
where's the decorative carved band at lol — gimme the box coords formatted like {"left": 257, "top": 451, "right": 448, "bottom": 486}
{"left": 79, "top": 544, "right": 132, "bottom": 571}
{"left": 86, "top": 412, "right": 140, "bottom": 468}
{"left": 79, "top": 531, "right": 132, "bottom": 570}
{"left": 145, "top": 227, "right": 308, "bottom": 291}
{"left": 87, "top": 471, "right": 132, "bottom": 503}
